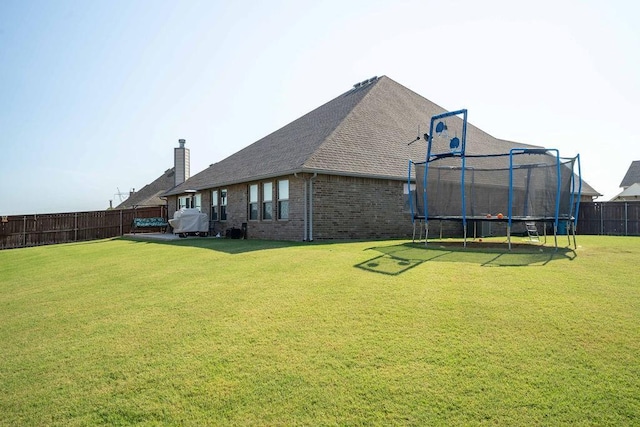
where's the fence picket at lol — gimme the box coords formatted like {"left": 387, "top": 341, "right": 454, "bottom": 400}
{"left": 0, "top": 207, "right": 168, "bottom": 250}
{"left": 577, "top": 201, "right": 640, "bottom": 236}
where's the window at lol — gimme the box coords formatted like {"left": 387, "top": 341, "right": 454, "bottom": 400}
{"left": 249, "top": 184, "right": 258, "bottom": 220}
{"left": 179, "top": 193, "right": 201, "bottom": 210}
{"left": 178, "top": 196, "right": 189, "bottom": 209}
{"left": 278, "top": 179, "right": 289, "bottom": 220}
{"left": 211, "top": 190, "right": 219, "bottom": 221}
{"left": 262, "top": 182, "right": 273, "bottom": 220}
{"left": 220, "top": 189, "right": 228, "bottom": 221}
{"left": 178, "top": 195, "right": 194, "bottom": 209}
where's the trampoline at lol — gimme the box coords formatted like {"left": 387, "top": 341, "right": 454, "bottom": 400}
{"left": 408, "top": 109, "right": 582, "bottom": 250}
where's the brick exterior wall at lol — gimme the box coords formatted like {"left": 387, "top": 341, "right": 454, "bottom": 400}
{"left": 167, "top": 196, "right": 179, "bottom": 218}
{"left": 310, "top": 174, "right": 414, "bottom": 240}
{"left": 168, "top": 173, "right": 470, "bottom": 241}
{"left": 167, "top": 176, "right": 306, "bottom": 240}
{"left": 163, "top": 175, "right": 566, "bottom": 241}
{"left": 238, "top": 177, "right": 305, "bottom": 241}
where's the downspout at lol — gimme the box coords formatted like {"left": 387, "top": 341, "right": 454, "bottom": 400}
{"left": 296, "top": 172, "right": 308, "bottom": 241}
{"left": 302, "top": 175, "right": 308, "bottom": 241}
{"left": 160, "top": 196, "right": 168, "bottom": 233}
{"left": 309, "top": 173, "right": 317, "bottom": 241}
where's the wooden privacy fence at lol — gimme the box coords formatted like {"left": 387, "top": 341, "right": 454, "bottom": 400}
{"left": 0, "top": 206, "right": 167, "bottom": 250}
{"left": 577, "top": 201, "right": 640, "bottom": 236}
{"left": 2, "top": 202, "right": 638, "bottom": 249}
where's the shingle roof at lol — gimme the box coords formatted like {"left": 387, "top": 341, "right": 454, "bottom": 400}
{"left": 164, "top": 78, "right": 382, "bottom": 195}
{"left": 117, "top": 168, "right": 175, "bottom": 208}
{"left": 611, "top": 182, "right": 640, "bottom": 200}
{"left": 620, "top": 160, "right": 640, "bottom": 188}
{"left": 164, "top": 76, "right": 599, "bottom": 197}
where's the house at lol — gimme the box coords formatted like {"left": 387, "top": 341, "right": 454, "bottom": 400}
{"left": 612, "top": 161, "right": 640, "bottom": 201}
{"left": 115, "top": 139, "right": 191, "bottom": 209}
{"left": 163, "top": 75, "right": 600, "bottom": 241}
{"left": 611, "top": 183, "right": 640, "bottom": 201}
{"left": 115, "top": 168, "right": 176, "bottom": 209}
{"left": 611, "top": 160, "right": 640, "bottom": 201}
{"left": 620, "top": 160, "right": 640, "bottom": 189}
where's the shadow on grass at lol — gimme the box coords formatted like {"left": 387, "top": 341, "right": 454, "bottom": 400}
{"left": 118, "top": 235, "right": 306, "bottom": 254}
{"left": 356, "top": 241, "right": 577, "bottom": 275}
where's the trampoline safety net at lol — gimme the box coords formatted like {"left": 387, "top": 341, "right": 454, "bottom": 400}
{"left": 411, "top": 151, "right": 579, "bottom": 220}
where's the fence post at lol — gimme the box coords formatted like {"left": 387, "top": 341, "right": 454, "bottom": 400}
{"left": 23, "top": 216, "right": 27, "bottom": 247}
{"left": 625, "top": 202, "right": 628, "bottom": 236}
{"left": 74, "top": 212, "right": 78, "bottom": 241}
{"left": 600, "top": 203, "right": 604, "bottom": 235}
{"left": 120, "top": 210, "right": 123, "bottom": 236}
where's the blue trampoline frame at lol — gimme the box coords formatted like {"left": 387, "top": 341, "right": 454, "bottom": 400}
{"left": 409, "top": 110, "right": 582, "bottom": 250}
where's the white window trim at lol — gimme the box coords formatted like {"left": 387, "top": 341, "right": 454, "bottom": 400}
{"left": 262, "top": 182, "right": 273, "bottom": 221}
{"left": 278, "top": 179, "right": 289, "bottom": 220}
{"left": 249, "top": 184, "right": 259, "bottom": 221}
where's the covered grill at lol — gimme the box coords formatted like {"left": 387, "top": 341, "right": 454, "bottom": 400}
{"left": 169, "top": 208, "right": 209, "bottom": 237}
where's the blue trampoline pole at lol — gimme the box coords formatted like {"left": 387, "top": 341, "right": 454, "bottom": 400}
{"left": 552, "top": 149, "right": 561, "bottom": 251}
{"left": 462, "top": 154, "right": 467, "bottom": 247}
{"left": 461, "top": 110, "right": 468, "bottom": 247}
{"left": 508, "top": 149, "right": 515, "bottom": 250}
{"left": 408, "top": 160, "right": 416, "bottom": 241}
{"left": 574, "top": 154, "right": 582, "bottom": 249}
{"left": 424, "top": 117, "right": 437, "bottom": 247}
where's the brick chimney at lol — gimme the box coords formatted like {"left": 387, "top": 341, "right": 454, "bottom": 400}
{"left": 174, "top": 139, "right": 190, "bottom": 186}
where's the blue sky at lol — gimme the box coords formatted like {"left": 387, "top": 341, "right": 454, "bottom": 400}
{"left": 1, "top": 0, "right": 638, "bottom": 215}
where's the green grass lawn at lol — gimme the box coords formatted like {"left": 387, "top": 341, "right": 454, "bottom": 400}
{"left": 1, "top": 236, "right": 639, "bottom": 426}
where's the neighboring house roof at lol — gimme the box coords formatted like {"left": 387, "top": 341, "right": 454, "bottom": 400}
{"left": 611, "top": 182, "right": 640, "bottom": 201}
{"left": 620, "top": 160, "right": 640, "bottom": 188}
{"left": 116, "top": 168, "right": 175, "bottom": 209}
{"left": 164, "top": 75, "right": 600, "bottom": 197}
